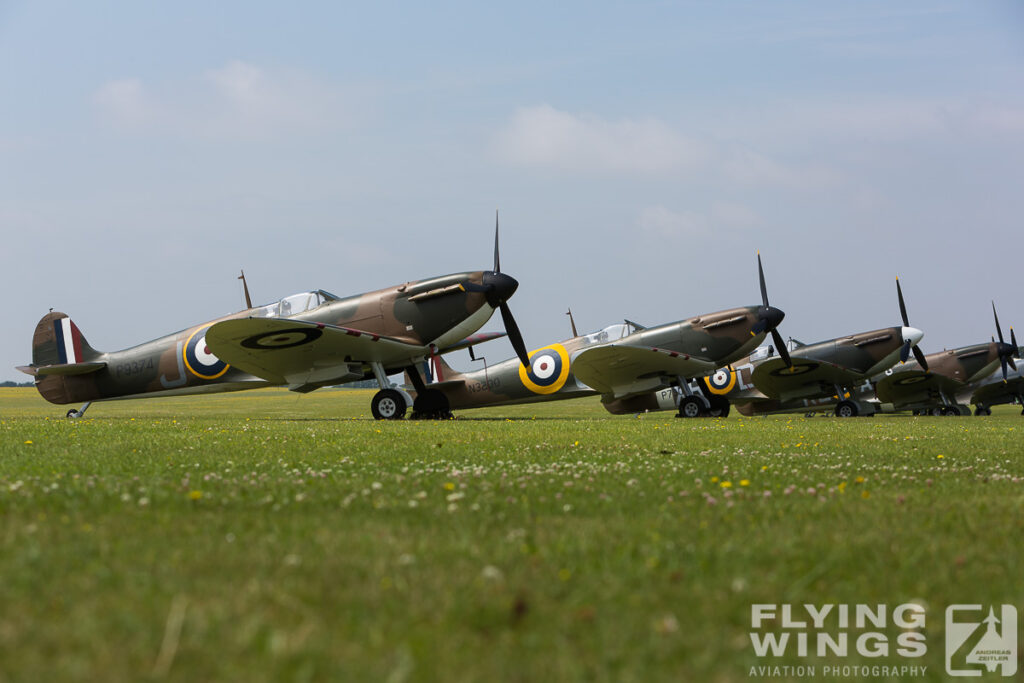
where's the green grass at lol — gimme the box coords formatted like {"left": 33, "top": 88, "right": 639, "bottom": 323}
{"left": 1, "top": 387, "right": 1022, "bottom": 682}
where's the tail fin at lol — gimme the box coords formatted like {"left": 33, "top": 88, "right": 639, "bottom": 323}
{"left": 32, "top": 312, "right": 103, "bottom": 367}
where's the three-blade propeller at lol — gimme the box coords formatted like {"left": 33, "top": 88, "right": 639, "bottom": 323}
{"left": 992, "top": 302, "right": 1017, "bottom": 382}
{"left": 750, "top": 253, "right": 792, "bottom": 368}
{"left": 896, "top": 278, "right": 929, "bottom": 371}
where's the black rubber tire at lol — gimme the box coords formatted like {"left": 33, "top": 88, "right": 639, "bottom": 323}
{"left": 676, "top": 396, "right": 706, "bottom": 418}
{"left": 834, "top": 400, "right": 858, "bottom": 418}
{"left": 707, "top": 396, "right": 731, "bottom": 418}
{"left": 371, "top": 389, "right": 407, "bottom": 420}
{"left": 974, "top": 406, "right": 991, "bottom": 416}
{"left": 66, "top": 409, "right": 81, "bottom": 419}
{"left": 940, "top": 406, "right": 959, "bottom": 417}
{"left": 411, "top": 388, "right": 452, "bottom": 420}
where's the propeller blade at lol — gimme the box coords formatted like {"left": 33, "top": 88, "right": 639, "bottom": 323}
{"left": 1009, "top": 357, "right": 1018, "bottom": 372}
{"left": 493, "top": 210, "right": 500, "bottom": 273}
{"left": 770, "top": 328, "right": 792, "bottom": 368}
{"left": 912, "top": 344, "right": 929, "bottom": 372}
{"left": 751, "top": 319, "right": 768, "bottom": 335}
{"left": 992, "top": 301, "right": 1005, "bottom": 345}
{"left": 757, "top": 252, "right": 769, "bottom": 308}
{"left": 500, "top": 303, "right": 531, "bottom": 368}
{"left": 1011, "top": 327, "right": 1018, "bottom": 350}
{"left": 1001, "top": 357, "right": 1009, "bottom": 382}
{"left": 896, "top": 278, "right": 909, "bottom": 327}
{"left": 900, "top": 340, "right": 911, "bottom": 363}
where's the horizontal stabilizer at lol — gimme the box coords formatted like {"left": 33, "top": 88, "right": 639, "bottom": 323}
{"left": 20, "top": 361, "right": 107, "bottom": 377}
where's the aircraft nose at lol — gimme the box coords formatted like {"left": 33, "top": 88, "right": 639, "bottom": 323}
{"left": 761, "top": 305, "right": 785, "bottom": 331}
{"left": 902, "top": 326, "right": 924, "bottom": 347}
{"left": 482, "top": 271, "right": 519, "bottom": 307}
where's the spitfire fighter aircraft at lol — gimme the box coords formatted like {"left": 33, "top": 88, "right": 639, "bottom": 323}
{"left": 622, "top": 279, "right": 926, "bottom": 418}
{"left": 17, "top": 223, "right": 530, "bottom": 420}
{"left": 966, "top": 344, "right": 1024, "bottom": 415}
{"left": 873, "top": 304, "right": 1018, "bottom": 416}
{"left": 404, "top": 255, "right": 790, "bottom": 418}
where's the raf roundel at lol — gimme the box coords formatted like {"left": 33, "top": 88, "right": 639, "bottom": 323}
{"left": 706, "top": 367, "right": 737, "bottom": 395}
{"left": 183, "top": 325, "right": 230, "bottom": 380}
{"left": 519, "top": 344, "right": 571, "bottom": 395}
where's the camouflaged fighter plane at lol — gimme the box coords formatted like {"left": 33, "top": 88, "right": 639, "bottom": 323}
{"left": 873, "top": 303, "right": 1018, "bottom": 416}
{"left": 622, "top": 279, "right": 927, "bottom": 418}
{"left": 966, "top": 344, "right": 1024, "bottom": 415}
{"left": 17, "top": 222, "right": 531, "bottom": 420}
{"left": 403, "top": 254, "right": 790, "bottom": 418}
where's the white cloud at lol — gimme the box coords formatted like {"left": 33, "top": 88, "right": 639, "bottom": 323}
{"left": 93, "top": 78, "right": 150, "bottom": 126}
{"left": 93, "top": 61, "right": 347, "bottom": 139}
{"left": 637, "top": 205, "right": 706, "bottom": 240}
{"left": 636, "top": 202, "right": 761, "bottom": 245}
{"left": 493, "top": 105, "right": 707, "bottom": 173}
{"left": 492, "top": 104, "right": 839, "bottom": 189}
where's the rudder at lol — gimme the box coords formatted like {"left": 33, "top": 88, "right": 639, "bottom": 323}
{"left": 32, "top": 312, "right": 102, "bottom": 367}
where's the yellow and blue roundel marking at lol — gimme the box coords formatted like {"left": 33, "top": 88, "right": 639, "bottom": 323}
{"left": 519, "top": 344, "right": 571, "bottom": 395}
{"left": 183, "top": 325, "right": 230, "bottom": 380}
{"left": 706, "top": 367, "right": 737, "bottom": 395}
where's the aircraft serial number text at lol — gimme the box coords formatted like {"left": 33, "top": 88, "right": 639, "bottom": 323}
{"left": 115, "top": 358, "right": 154, "bottom": 377}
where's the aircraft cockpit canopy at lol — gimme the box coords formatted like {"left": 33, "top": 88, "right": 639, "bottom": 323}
{"left": 580, "top": 324, "right": 630, "bottom": 347}
{"left": 253, "top": 290, "right": 339, "bottom": 318}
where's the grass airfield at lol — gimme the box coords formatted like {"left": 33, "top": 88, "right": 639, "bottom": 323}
{"left": 1, "top": 387, "right": 1022, "bottom": 682}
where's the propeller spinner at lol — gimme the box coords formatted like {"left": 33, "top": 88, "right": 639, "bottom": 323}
{"left": 896, "top": 278, "right": 928, "bottom": 371}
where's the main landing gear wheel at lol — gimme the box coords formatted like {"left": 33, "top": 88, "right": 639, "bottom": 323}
{"left": 834, "top": 400, "right": 858, "bottom": 418}
{"left": 707, "top": 396, "right": 730, "bottom": 418}
{"left": 929, "top": 407, "right": 944, "bottom": 417}
{"left": 676, "top": 396, "right": 706, "bottom": 419}
{"left": 411, "top": 388, "right": 452, "bottom": 420}
{"left": 973, "top": 406, "right": 991, "bottom": 416}
{"left": 371, "top": 389, "right": 407, "bottom": 420}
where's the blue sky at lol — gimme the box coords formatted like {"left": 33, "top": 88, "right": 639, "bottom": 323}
{"left": 3, "top": 2, "right": 1024, "bottom": 383}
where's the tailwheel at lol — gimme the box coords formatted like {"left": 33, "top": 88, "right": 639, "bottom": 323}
{"left": 371, "top": 389, "right": 407, "bottom": 420}
{"left": 676, "top": 396, "right": 706, "bottom": 418}
{"left": 834, "top": 400, "right": 858, "bottom": 418}
{"left": 411, "top": 388, "right": 452, "bottom": 420}
{"left": 66, "top": 409, "right": 82, "bottom": 419}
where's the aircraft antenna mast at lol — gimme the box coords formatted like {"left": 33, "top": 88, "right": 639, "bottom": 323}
{"left": 239, "top": 270, "right": 253, "bottom": 309}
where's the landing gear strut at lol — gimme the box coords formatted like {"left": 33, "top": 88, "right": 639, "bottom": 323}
{"left": 406, "top": 365, "right": 453, "bottom": 420}
{"left": 368, "top": 362, "right": 407, "bottom": 420}
{"left": 675, "top": 377, "right": 710, "bottom": 418}
{"left": 66, "top": 402, "right": 92, "bottom": 419}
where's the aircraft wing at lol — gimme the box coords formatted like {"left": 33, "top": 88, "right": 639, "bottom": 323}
{"left": 206, "top": 318, "right": 426, "bottom": 387}
{"left": 874, "top": 370, "right": 965, "bottom": 408}
{"left": 751, "top": 357, "right": 867, "bottom": 401}
{"left": 570, "top": 344, "right": 717, "bottom": 396}
{"left": 969, "top": 374, "right": 1024, "bottom": 408}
